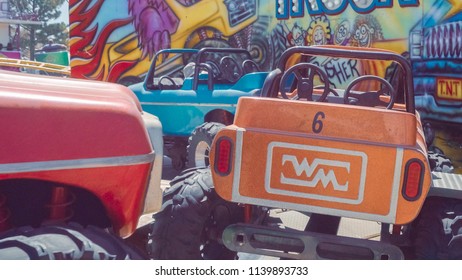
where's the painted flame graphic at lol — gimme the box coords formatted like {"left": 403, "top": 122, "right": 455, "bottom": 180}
{"left": 69, "top": 0, "right": 135, "bottom": 82}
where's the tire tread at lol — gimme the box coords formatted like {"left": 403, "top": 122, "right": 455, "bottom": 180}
{"left": 0, "top": 223, "right": 143, "bottom": 260}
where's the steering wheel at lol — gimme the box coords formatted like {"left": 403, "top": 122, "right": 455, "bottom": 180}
{"left": 242, "top": 59, "right": 260, "bottom": 74}
{"left": 280, "top": 63, "right": 331, "bottom": 102}
{"left": 205, "top": 60, "right": 221, "bottom": 78}
{"left": 314, "top": 85, "right": 339, "bottom": 97}
{"left": 220, "top": 56, "right": 242, "bottom": 83}
{"left": 158, "top": 76, "right": 177, "bottom": 89}
{"left": 343, "top": 75, "right": 396, "bottom": 109}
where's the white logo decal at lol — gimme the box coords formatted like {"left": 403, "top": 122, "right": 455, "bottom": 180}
{"left": 265, "top": 142, "right": 367, "bottom": 205}
{"left": 280, "top": 155, "right": 350, "bottom": 191}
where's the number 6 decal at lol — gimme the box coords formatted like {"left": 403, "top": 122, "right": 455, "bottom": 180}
{"left": 312, "top": 111, "right": 325, "bottom": 134}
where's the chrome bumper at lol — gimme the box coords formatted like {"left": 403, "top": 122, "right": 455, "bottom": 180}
{"left": 141, "top": 111, "right": 164, "bottom": 214}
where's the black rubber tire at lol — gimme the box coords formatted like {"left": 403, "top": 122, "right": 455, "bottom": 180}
{"left": 148, "top": 167, "right": 243, "bottom": 260}
{"left": 410, "top": 197, "right": 462, "bottom": 259}
{"left": 166, "top": 138, "right": 188, "bottom": 171}
{"left": 410, "top": 197, "right": 448, "bottom": 259}
{"left": 270, "top": 23, "right": 288, "bottom": 69}
{"left": 428, "top": 149, "right": 454, "bottom": 173}
{"left": 248, "top": 15, "right": 272, "bottom": 71}
{"left": 0, "top": 223, "right": 143, "bottom": 260}
{"left": 186, "top": 122, "right": 225, "bottom": 169}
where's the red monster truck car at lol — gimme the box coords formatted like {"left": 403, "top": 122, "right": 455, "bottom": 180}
{"left": 150, "top": 45, "right": 462, "bottom": 260}
{"left": 0, "top": 70, "right": 163, "bottom": 259}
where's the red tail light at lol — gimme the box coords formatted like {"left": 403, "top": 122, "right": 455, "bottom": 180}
{"left": 402, "top": 159, "right": 424, "bottom": 201}
{"left": 214, "top": 137, "right": 233, "bottom": 175}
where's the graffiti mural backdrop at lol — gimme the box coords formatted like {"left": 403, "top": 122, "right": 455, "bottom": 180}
{"left": 69, "top": 0, "right": 462, "bottom": 172}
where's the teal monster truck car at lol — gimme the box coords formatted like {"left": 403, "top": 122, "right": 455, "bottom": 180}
{"left": 129, "top": 47, "right": 266, "bottom": 170}
{"left": 149, "top": 45, "right": 462, "bottom": 260}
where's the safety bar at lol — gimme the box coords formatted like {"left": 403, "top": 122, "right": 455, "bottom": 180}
{"left": 145, "top": 48, "right": 198, "bottom": 89}
{"left": 276, "top": 46, "right": 415, "bottom": 113}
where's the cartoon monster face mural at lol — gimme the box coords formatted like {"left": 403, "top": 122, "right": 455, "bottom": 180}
{"left": 334, "top": 20, "right": 351, "bottom": 46}
{"left": 307, "top": 16, "right": 331, "bottom": 45}
{"left": 288, "top": 23, "right": 307, "bottom": 46}
{"left": 351, "top": 15, "right": 383, "bottom": 48}
{"left": 354, "top": 23, "right": 374, "bottom": 47}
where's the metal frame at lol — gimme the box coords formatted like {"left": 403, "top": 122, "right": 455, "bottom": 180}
{"left": 266, "top": 46, "right": 415, "bottom": 113}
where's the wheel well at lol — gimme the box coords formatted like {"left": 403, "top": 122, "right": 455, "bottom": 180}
{"left": 0, "top": 179, "right": 111, "bottom": 231}
{"left": 204, "top": 109, "right": 234, "bottom": 125}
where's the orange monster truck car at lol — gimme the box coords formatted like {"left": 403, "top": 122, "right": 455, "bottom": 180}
{"left": 150, "top": 46, "right": 462, "bottom": 260}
